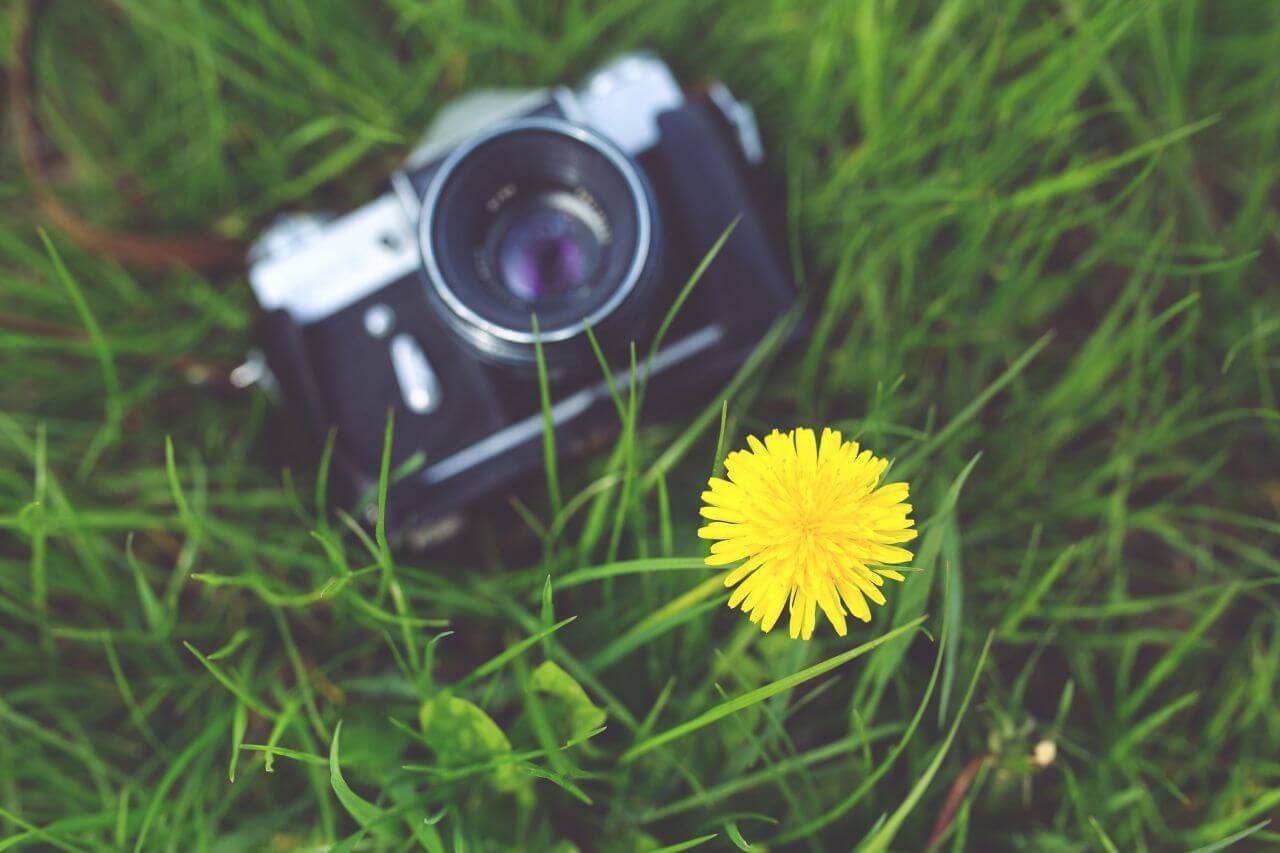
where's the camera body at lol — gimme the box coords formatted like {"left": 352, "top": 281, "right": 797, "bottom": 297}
{"left": 247, "top": 55, "right": 795, "bottom": 541}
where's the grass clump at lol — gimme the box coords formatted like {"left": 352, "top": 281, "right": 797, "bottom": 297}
{"left": 2, "top": 0, "right": 1279, "bottom": 849}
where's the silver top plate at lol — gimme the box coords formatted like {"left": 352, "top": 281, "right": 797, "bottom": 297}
{"left": 248, "top": 194, "right": 419, "bottom": 323}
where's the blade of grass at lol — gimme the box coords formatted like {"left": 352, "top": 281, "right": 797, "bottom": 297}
{"left": 621, "top": 617, "right": 927, "bottom": 763}
{"left": 858, "top": 631, "right": 994, "bottom": 852}
{"left": 531, "top": 314, "right": 562, "bottom": 516}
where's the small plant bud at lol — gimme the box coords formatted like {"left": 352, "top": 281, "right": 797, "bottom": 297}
{"left": 1033, "top": 739, "right": 1057, "bottom": 768}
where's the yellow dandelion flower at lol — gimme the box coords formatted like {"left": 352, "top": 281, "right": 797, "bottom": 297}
{"left": 699, "top": 427, "right": 917, "bottom": 640}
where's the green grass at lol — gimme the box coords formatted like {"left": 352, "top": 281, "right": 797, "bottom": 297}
{"left": 2, "top": 0, "right": 1279, "bottom": 849}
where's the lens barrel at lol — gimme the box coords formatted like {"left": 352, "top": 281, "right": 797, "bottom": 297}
{"left": 419, "top": 118, "right": 661, "bottom": 369}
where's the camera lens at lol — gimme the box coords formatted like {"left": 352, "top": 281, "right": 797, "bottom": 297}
{"left": 491, "top": 191, "right": 608, "bottom": 303}
{"left": 419, "top": 118, "right": 661, "bottom": 368}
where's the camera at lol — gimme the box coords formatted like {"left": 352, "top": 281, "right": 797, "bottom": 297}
{"left": 246, "top": 54, "right": 796, "bottom": 541}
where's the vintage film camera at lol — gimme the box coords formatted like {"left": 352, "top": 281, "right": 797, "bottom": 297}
{"left": 245, "top": 55, "right": 796, "bottom": 540}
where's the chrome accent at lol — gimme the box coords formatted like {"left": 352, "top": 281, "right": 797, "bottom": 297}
{"left": 363, "top": 304, "right": 395, "bottom": 338}
{"left": 707, "top": 82, "right": 765, "bottom": 166}
{"left": 418, "top": 117, "right": 652, "bottom": 345}
{"left": 421, "top": 324, "right": 723, "bottom": 484}
{"left": 248, "top": 212, "right": 333, "bottom": 264}
{"left": 229, "top": 349, "right": 267, "bottom": 389}
{"left": 419, "top": 387, "right": 596, "bottom": 485}
{"left": 390, "top": 170, "right": 422, "bottom": 220}
{"left": 248, "top": 194, "right": 418, "bottom": 323}
{"left": 551, "top": 85, "right": 587, "bottom": 125}
{"left": 405, "top": 514, "right": 467, "bottom": 549}
{"left": 230, "top": 348, "right": 281, "bottom": 399}
{"left": 577, "top": 54, "right": 684, "bottom": 155}
{"left": 390, "top": 334, "right": 443, "bottom": 414}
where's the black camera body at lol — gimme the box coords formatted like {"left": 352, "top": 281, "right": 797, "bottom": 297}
{"left": 247, "top": 55, "right": 795, "bottom": 541}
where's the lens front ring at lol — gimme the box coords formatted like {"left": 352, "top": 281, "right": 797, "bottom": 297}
{"left": 418, "top": 117, "right": 654, "bottom": 348}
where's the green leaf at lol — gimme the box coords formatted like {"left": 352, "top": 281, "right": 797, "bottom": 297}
{"left": 530, "top": 660, "right": 607, "bottom": 742}
{"left": 419, "top": 694, "right": 522, "bottom": 791}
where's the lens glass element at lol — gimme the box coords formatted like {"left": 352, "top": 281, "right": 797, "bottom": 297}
{"left": 491, "top": 192, "right": 608, "bottom": 303}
